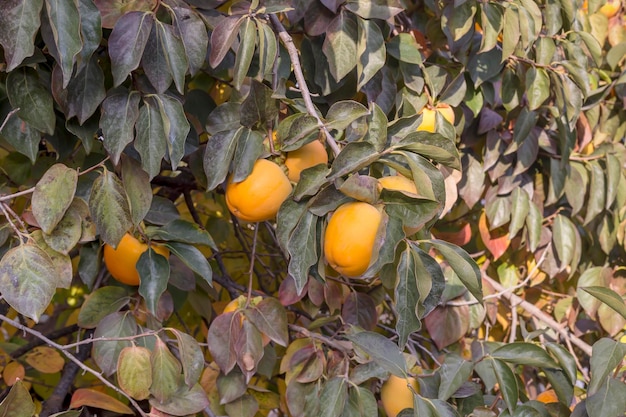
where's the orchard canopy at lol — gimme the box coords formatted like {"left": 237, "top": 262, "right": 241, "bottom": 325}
{"left": 0, "top": 0, "right": 625, "bottom": 416}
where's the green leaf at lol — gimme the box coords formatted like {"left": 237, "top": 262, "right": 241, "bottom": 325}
{"left": 438, "top": 354, "right": 474, "bottom": 401}
{"left": 586, "top": 378, "right": 626, "bottom": 417}
{"left": 88, "top": 168, "right": 133, "bottom": 248}
{"left": 286, "top": 210, "right": 318, "bottom": 295}
{"left": 43, "top": 206, "right": 82, "bottom": 255}
{"left": 356, "top": 17, "right": 386, "bottom": 90}
{"left": 32, "top": 163, "right": 78, "bottom": 234}
{"left": 468, "top": 48, "right": 503, "bottom": 87}
{"left": 583, "top": 161, "right": 605, "bottom": 225}
{"left": 588, "top": 338, "right": 626, "bottom": 395}
{"left": 491, "top": 358, "right": 518, "bottom": 414}
{"left": 323, "top": 11, "right": 358, "bottom": 82}
{"left": 0, "top": 244, "right": 57, "bottom": 323}
{"left": 233, "top": 18, "right": 256, "bottom": 90}
{"left": 109, "top": 11, "right": 154, "bottom": 86}
{"left": 209, "top": 15, "right": 244, "bottom": 68}
{"left": 121, "top": 156, "right": 152, "bottom": 227}
{"left": 278, "top": 113, "right": 320, "bottom": 152}
{"left": 154, "top": 94, "right": 190, "bottom": 171}
{"left": 345, "top": 0, "right": 403, "bottom": 19}
{"left": 231, "top": 128, "right": 264, "bottom": 183}
{"left": 140, "top": 22, "right": 178, "bottom": 93}
{"left": 240, "top": 81, "right": 279, "bottom": 129}
{"left": 319, "top": 377, "right": 347, "bottom": 417}
{"left": 203, "top": 128, "right": 239, "bottom": 190}
{"left": 344, "top": 386, "right": 378, "bottom": 417}
{"left": 31, "top": 229, "right": 72, "bottom": 289}
{"left": 171, "top": 6, "right": 208, "bottom": 75}
{"left": 579, "top": 287, "right": 626, "bottom": 322}
{"left": 442, "top": 0, "right": 476, "bottom": 42}
{"left": 386, "top": 33, "right": 423, "bottom": 65}
{"left": 605, "top": 154, "right": 621, "bottom": 210}
{"left": 151, "top": 219, "right": 217, "bottom": 249}
{"left": 255, "top": 20, "right": 278, "bottom": 79}
{"left": 44, "top": 0, "right": 82, "bottom": 88}
{"left": 327, "top": 142, "right": 379, "bottom": 180}
{"left": 0, "top": 108, "right": 40, "bottom": 163}
{"left": 164, "top": 241, "right": 212, "bottom": 285}
{"left": 492, "top": 342, "right": 559, "bottom": 369}
{"left": 552, "top": 214, "right": 576, "bottom": 269}
{"left": 509, "top": 188, "right": 529, "bottom": 238}
{"left": 247, "top": 297, "right": 289, "bottom": 346}
{"left": 150, "top": 337, "right": 184, "bottom": 403}
{"left": 66, "top": 55, "right": 106, "bottom": 125}
{"left": 546, "top": 342, "right": 577, "bottom": 385}
{"left": 149, "top": 383, "right": 209, "bottom": 416}
{"left": 76, "top": 0, "right": 102, "bottom": 69}
{"left": 395, "top": 243, "right": 421, "bottom": 348}
{"left": 396, "top": 132, "right": 461, "bottom": 170}
{"left": 169, "top": 329, "right": 204, "bottom": 388}
{"left": 479, "top": 2, "right": 503, "bottom": 53}
{"left": 0, "top": 0, "right": 44, "bottom": 71}
{"left": 92, "top": 312, "right": 137, "bottom": 376}
{"left": 525, "top": 67, "right": 550, "bottom": 111}
{"left": 159, "top": 21, "right": 188, "bottom": 94}
{"left": 347, "top": 330, "right": 407, "bottom": 378}
{"left": 525, "top": 201, "right": 542, "bottom": 253}
{"left": 134, "top": 98, "right": 166, "bottom": 179}
{"left": 137, "top": 248, "right": 170, "bottom": 317}
{"left": 430, "top": 240, "right": 482, "bottom": 303}
{"left": 6, "top": 67, "right": 55, "bottom": 135}
{"left": 0, "top": 380, "right": 35, "bottom": 417}
{"left": 501, "top": 7, "right": 520, "bottom": 62}
{"left": 100, "top": 90, "right": 141, "bottom": 165}
{"left": 325, "top": 100, "right": 369, "bottom": 132}
{"left": 77, "top": 286, "right": 131, "bottom": 328}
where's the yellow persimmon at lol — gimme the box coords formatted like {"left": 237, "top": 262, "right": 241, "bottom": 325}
{"left": 417, "top": 104, "right": 455, "bottom": 133}
{"left": 323, "top": 202, "right": 382, "bottom": 278}
{"left": 225, "top": 159, "right": 292, "bottom": 222}
{"left": 380, "top": 375, "right": 419, "bottom": 417}
{"left": 103, "top": 233, "right": 169, "bottom": 286}
{"left": 285, "top": 140, "right": 328, "bottom": 182}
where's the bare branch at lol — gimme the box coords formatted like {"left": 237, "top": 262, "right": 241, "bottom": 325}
{"left": 269, "top": 14, "right": 341, "bottom": 158}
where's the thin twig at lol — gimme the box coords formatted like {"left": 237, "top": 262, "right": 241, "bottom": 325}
{"left": 246, "top": 225, "right": 259, "bottom": 307}
{"left": 0, "top": 313, "right": 149, "bottom": 417}
{"left": 269, "top": 14, "right": 341, "bottom": 158}
{"left": 482, "top": 275, "right": 593, "bottom": 357}
{"left": 0, "top": 108, "right": 20, "bottom": 134}
{"left": 288, "top": 324, "right": 352, "bottom": 353}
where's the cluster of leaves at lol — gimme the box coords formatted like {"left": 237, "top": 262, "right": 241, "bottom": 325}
{"left": 0, "top": 0, "right": 624, "bottom": 416}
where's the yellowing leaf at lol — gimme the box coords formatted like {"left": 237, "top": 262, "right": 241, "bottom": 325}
{"left": 117, "top": 346, "right": 152, "bottom": 400}
{"left": 69, "top": 388, "right": 133, "bottom": 414}
{"left": 25, "top": 347, "right": 65, "bottom": 373}
{"left": 3, "top": 361, "right": 25, "bottom": 386}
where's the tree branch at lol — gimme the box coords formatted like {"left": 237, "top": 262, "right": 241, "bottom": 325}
{"left": 269, "top": 14, "right": 341, "bottom": 158}
{"left": 0, "top": 313, "right": 149, "bottom": 417}
{"left": 481, "top": 275, "right": 593, "bottom": 357}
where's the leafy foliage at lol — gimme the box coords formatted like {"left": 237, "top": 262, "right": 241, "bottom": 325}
{"left": 0, "top": 0, "right": 625, "bottom": 416}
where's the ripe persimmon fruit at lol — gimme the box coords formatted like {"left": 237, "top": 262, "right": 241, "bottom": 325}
{"left": 225, "top": 159, "right": 292, "bottom": 222}
{"left": 380, "top": 374, "right": 419, "bottom": 417}
{"left": 103, "top": 233, "right": 169, "bottom": 286}
{"left": 323, "top": 202, "right": 382, "bottom": 278}
{"left": 285, "top": 140, "right": 328, "bottom": 182}
{"left": 417, "top": 104, "right": 455, "bottom": 133}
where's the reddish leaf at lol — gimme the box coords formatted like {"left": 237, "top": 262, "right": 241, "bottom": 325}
{"left": 279, "top": 275, "right": 308, "bottom": 306}
{"left": 478, "top": 212, "right": 510, "bottom": 260}
{"left": 235, "top": 319, "right": 264, "bottom": 378}
{"left": 69, "top": 388, "right": 133, "bottom": 414}
{"left": 432, "top": 222, "right": 472, "bottom": 247}
{"left": 207, "top": 312, "right": 239, "bottom": 374}
{"left": 423, "top": 304, "right": 470, "bottom": 350}
{"left": 341, "top": 292, "right": 378, "bottom": 331}
{"left": 247, "top": 297, "right": 289, "bottom": 346}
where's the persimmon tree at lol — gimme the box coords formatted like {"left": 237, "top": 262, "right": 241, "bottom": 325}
{"left": 0, "top": 0, "right": 625, "bottom": 416}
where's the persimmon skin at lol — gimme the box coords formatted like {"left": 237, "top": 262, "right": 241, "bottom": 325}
{"left": 285, "top": 140, "right": 328, "bottom": 182}
{"left": 225, "top": 159, "right": 292, "bottom": 223}
{"left": 417, "top": 104, "right": 455, "bottom": 133}
{"left": 380, "top": 375, "right": 419, "bottom": 417}
{"left": 103, "top": 233, "right": 169, "bottom": 286}
{"left": 323, "top": 202, "right": 383, "bottom": 278}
